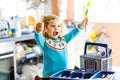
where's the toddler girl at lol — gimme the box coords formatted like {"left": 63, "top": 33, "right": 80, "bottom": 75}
{"left": 34, "top": 14, "right": 88, "bottom": 77}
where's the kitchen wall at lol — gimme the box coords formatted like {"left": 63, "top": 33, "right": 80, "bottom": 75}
{"left": 0, "top": 0, "right": 52, "bottom": 21}
{"left": 52, "top": 0, "right": 74, "bottom": 21}
{"left": 94, "top": 23, "right": 120, "bottom": 66}
{"left": 1, "top": 0, "right": 120, "bottom": 67}
{"left": 52, "top": 0, "right": 120, "bottom": 66}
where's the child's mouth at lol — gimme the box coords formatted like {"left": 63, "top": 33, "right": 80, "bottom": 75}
{"left": 53, "top": 32, "right": 58, "bottom": 36}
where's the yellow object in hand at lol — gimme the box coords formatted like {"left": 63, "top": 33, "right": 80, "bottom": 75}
{"left": 87, "top": 1, "right": 91, "bottom": 7}
{"left": 83, "top": 1, "right": 91, "bottom": 31}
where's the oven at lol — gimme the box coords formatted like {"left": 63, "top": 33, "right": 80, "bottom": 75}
{"left": 0, "top": 42, "right": 15, "bottom": 80}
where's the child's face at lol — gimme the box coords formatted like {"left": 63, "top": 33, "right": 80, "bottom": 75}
{"left": 46, "top": 20, "right": 62, "bottom": 38}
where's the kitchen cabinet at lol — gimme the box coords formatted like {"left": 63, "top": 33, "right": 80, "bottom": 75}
{"left": 0, "top": 33, "right": 43, "bottom": 80}
{"left": 0, "top": 41, "right": 14, "bottom": 80}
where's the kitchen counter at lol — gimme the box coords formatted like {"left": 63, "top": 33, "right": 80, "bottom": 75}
{"left": 0, "top": 32, "right": 36, "bottom": 80}
{"left": 0, "top": 33, "right": 34, "bottom": 55}
{"left": 0, "top": 33, "right": 34, "bottom": 43}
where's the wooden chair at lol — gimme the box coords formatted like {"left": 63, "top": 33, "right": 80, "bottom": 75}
{"left": 34, "top": 76, "right": 50, "bottom": 80}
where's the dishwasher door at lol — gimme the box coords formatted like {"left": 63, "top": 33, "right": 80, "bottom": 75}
{"left": 0, "top": 42, "right": 15, "bottom": 80}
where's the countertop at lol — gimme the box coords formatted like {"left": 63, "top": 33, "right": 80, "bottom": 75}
{"left": 0, "top": 33, "right": 34, "bottom": 43}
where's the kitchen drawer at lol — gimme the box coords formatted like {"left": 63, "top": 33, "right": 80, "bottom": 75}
{"left": 0, "top": 42, "right": 14, "bottom": 54}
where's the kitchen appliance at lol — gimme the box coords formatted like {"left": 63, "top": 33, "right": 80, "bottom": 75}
{"left": 0, "top": 42, "right": 15, "bottom": 80}
{"left": 80, "top": 42, "right": 112, "bottom": 71}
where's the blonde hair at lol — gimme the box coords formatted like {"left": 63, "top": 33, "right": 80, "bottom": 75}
{"left": 41, "top": 14, "right": 66, "bottom": 38}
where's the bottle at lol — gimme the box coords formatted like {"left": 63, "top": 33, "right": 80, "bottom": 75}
{"left": 16, "top": 21, "right": 21, "bottom": 37}
{"left": 9, "top": 16, "right": 17, "bottom": 36}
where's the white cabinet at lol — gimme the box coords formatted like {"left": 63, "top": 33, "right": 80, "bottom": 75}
{"left": 0, "top": 42, "right": 14, "bottom": 80}
{"left": 0, "top": 33, "right": 43, "bottom": 80}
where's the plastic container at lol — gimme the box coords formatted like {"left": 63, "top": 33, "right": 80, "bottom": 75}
{"left": 80, "top": 42, "right": 112, "bottom": 71}
{"left": 90, "top": 71, "right": 115, "bottom": 80}
{"left": 50, "top": 69, "right": 98, "bottom": 80}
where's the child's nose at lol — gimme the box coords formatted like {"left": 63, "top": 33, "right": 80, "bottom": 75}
{"left": 54, "top": 26, "right": 58, "bottom": 30}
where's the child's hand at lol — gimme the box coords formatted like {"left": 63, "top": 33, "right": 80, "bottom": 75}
{"left": 81, "top": 17, "right": 88, "bottom": 31}
{"left": 35, "top": 22, "right": 43, "bottom": 33}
